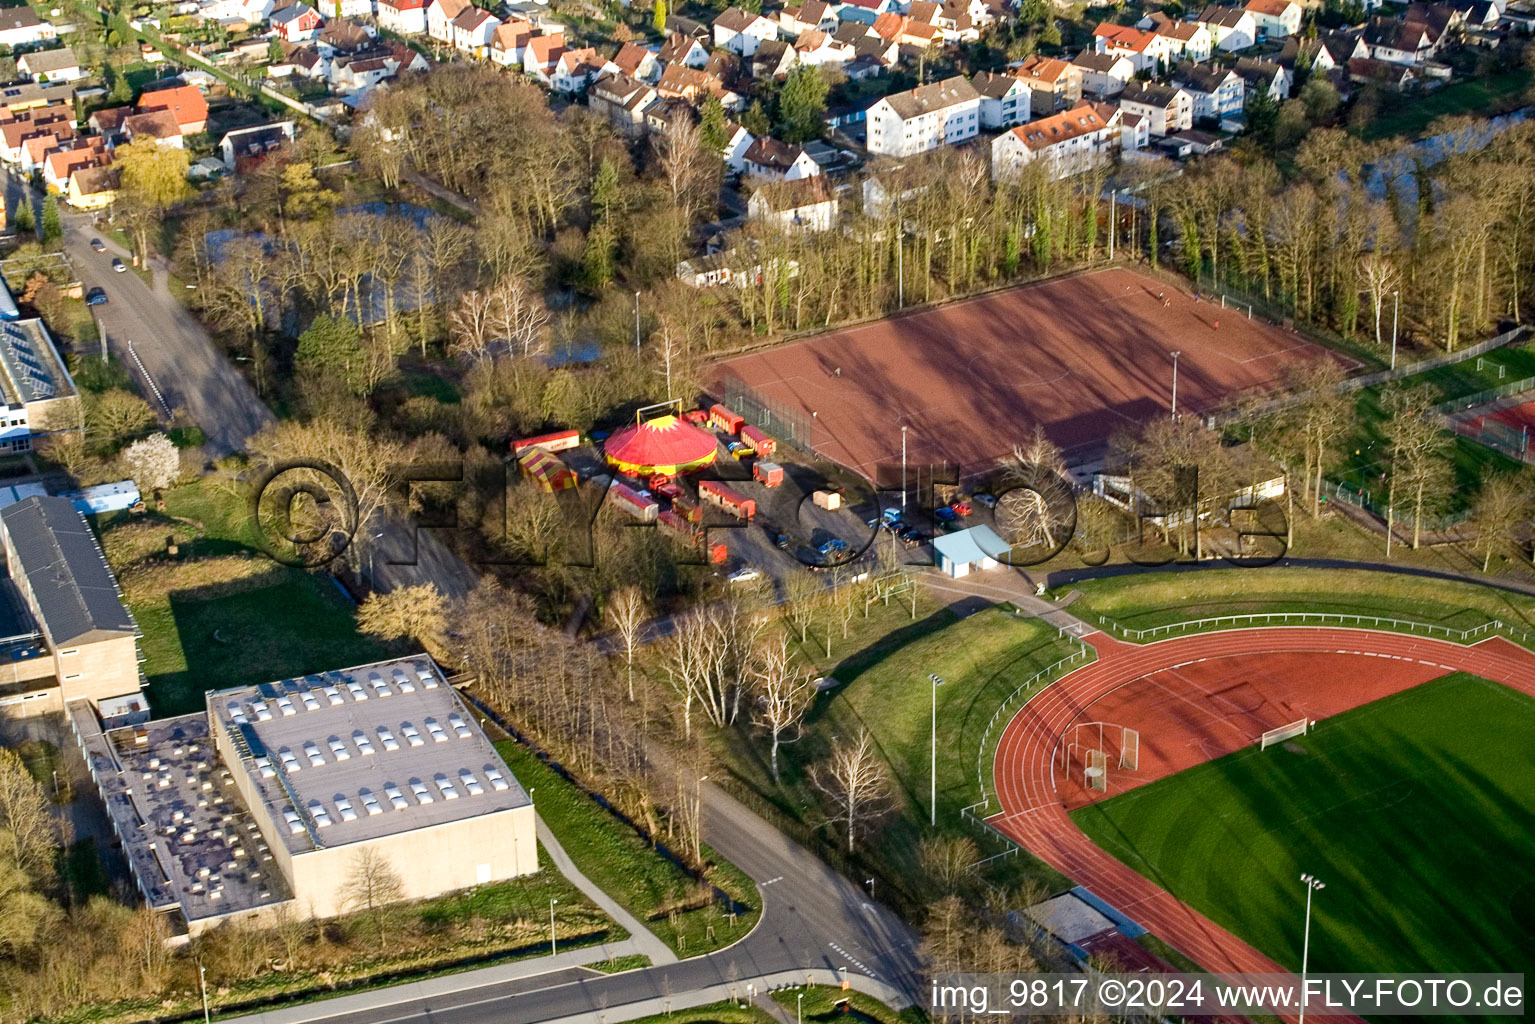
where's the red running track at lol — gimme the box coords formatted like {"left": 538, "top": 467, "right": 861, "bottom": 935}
{"left": 987, "top": 627, "right": 1535, "bottom": 980}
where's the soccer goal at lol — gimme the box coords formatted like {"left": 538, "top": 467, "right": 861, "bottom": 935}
{"left": 1086, "top": 750, "right": 1107, "bottom": 792}
{"left": 1260, "top": 718, "right": 1310, "bottom": 749}
{"left": 1120, "top": 728, "right": 1139, "bottom": 770}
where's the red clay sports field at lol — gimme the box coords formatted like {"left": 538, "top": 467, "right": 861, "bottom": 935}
{"left": 717, "top": 268, "right": 1348, "bottom": 479}
{"left": 986, "top": 626, "right": 1535, "bottom": 978}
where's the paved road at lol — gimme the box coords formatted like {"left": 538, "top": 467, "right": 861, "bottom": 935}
{"left": 60, "top": 214, "right": 277, "bottom": 457}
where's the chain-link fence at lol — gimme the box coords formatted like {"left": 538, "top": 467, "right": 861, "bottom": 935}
{"left": 716, "top": 371, "right": 816, "bottom": 453}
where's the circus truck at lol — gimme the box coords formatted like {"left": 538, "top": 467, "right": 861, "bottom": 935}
{"left": 698, "top": 479, "right": 756, "bottom": 520}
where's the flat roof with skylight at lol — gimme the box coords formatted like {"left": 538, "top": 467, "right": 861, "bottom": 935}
{"left": 211, "top": 657, "right": 530, "bottom": 855}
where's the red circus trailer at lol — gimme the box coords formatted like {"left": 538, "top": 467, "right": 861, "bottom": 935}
{"left": 740, "top": 425, "right": 777, "bottom": 457}
{"left": 698, "top": 479, "right": 756, "bottom": 520}
{"left": 609, "top": 482, "right": 659, "bottom": 523}
{"left": 684, "top": 409, "right": 710, "bottom": 425}
{"left": 512, "top": 428, "right": 581, "bottom": 456}
{"left": 657, "top": 512, "right": 728, "bottom": 564}
{"left": 753, "top": 461, "right": 784, "bottom": 487}
{"left": 709, "top": 404, "right": 745, "bottom": 435}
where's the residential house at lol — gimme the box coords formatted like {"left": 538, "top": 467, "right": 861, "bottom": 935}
{"left": 991, "top": 101, "right": 1121, "bottom": 181}
{"left": 657, "top": 31, "right": 708, "bottom": 67}
{"left": 1093, "top": 22, "right": 1172, "bottom": 72}
{"left": 655, "top": 63, "right": 733, "bottom": 106}
{"left": 1171, "top": 61, "right": 1243, "bottom": 120}
{"left": 934, "top": 0, "right": 980, "bottom": 41}
{"left": 612, "top": 41, "right": 661, "bottom": 81}
{"left": 1196, "top": 5, "right": 1258, "bottom": 51}
{"left": 67, "top": 165, "right": 118, "bottom": 210}
{"left": 489, "top": 20, "right": 534, "bottom": 66}
{"left": 777, "top": 0, "right": 835, "bottom": 36}
{"left": 0, "top": 105, "right": 72, "bottom": 164}
{"left": 1234, "top": 56, "right": 1291, "bottom": 99}
{"left": 1348, "top": 55, "right": 1417, "bottom": 86}
{"left": 865, "top": 74, "right": 980, "bottom": 156}
{"left": 1278, "top": 30, "right": 1367, "bottom": 70}
{"left": 522, "top": 33, "right": 567, "bottom": 80}
{"left": 335, "top": 0, "right": 375, "bottom": 16}
{"left": 317, "top": 18, "right": 375, "bottom": 55}
{"left": 751, "top": 39, "right": 797, "bottom": 78}
{"left": 589, "top": 70, "right": 656, "bottom": 134}
{"left": 426, "top": 0, "right": 469, "bottom": 43}
{"left": 1012, "top": 54, "right": 1083, "bottom": 115}
{"left": 377, "top": 0, "right": 428, "bottom": 35}
{"left": 138, "top": 83, "right": 209, "bottom": 134}
{"left": 271, "top": 2, "right": 324, "bottom": 41}
{"left": 43, "top": 141, "right": 108, "bottom": 194}
{"left": 122, "top": 109, "right": 184, "bottom": 148}
{"left": 331, "top": 52, "right": 393, "bottom": 90}
{"left": 1364, "top": 5, "right": 1459, "bottom": 63}
{"left": 1148, "top": 16, "right": 1213, "bottom": 63}
{"left": 742, "top": 136, "right": 821, "bottom": 180}
{"left": 664, "top": 13, "right": 710, "bottom": 39}
{"left": 1119, "top": 110, "right": 1149, "bottom": 153}
{"left": 85, "top": 105, "right": 132, "bottom": 144}
{"left": 0, "top": 81, "right": 76, "bottom": 115}
{"left": 792, "top": 29, "right": 844, "bottom": 65}
{"left": 550, "top": 47, "right": 615, "bottom": 92}
{"left": 748, "top": 176, "right": 837, "bottom": 232}
{"left": 1072, "top": 49, "right": 1134, "bottom": 97}
{"left": 219, "top": 121, "right": 295, "bottom": 171}
{"left": 643, "top": 95, "right": 696, "bottom": 133}
{"left": 20, "top": 127, "right": 70, "bottom": 174}
{"left": 721, "top": 121, "right": 753, "bottom": 172}
{"left": 1158, "top": 128, "right": 1223, "bottom": 157}
{"left": 1245, "top": 0, "right": 1302, "bottom": 38}
{"left": 1118, "top": 79, "right": 1192, "bottom": 135}
{"left": 452, "top": 6, "right": 500, "bottom": 57}
{"left": 844, "top": 52, "right": 884, "bottom": 78}
{"left": 16, "top": 47, "right": 83, "bottom": 83}
{"left": 713, "top": 6, "right": 778, "bottom": 56}
{"left": 0, "top": 6, "right": 55, "bottom": 49}
{"left": 971, "top": 69, "right": 1030, "bottom": 128}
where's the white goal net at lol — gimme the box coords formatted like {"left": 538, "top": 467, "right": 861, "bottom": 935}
{"left": 1260, "top": 718, "right": 1309, "bottom": 749}
{"left": 1086, "top": 750, "right": 1107, "bottom": 792}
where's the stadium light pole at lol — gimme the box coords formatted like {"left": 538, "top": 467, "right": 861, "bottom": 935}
{"left": 1298, "top": 874, "right": 1325, "bottom": 1024}
{"left": 1170, "top": 351, "right": 1182, "bottom": 421}
{"left": 901, "top": 426, "right": 908, "bottom": 509}
{"left": 199, "top": 963, "right": 210, "bottom": 1024}
{"left": 929, "top": 673, "right": 945, "bottom": 826}
{"left": 550, "top": 897, "right": 559, "bottom": 956}
{"left": 1391, "top": 290, "right": 1399, "bottom": 370}
{"left": 635, "top": 290, "right": 641, "bottom": 351}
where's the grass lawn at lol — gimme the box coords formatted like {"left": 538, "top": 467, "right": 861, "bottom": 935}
{"left": 1360, "top": 69, "right": 1533, "bottom": 141}
{"left": 716, "top": 600, "right": 1083, "bottom": 907}
{"left": 97, "top": 479, "right": 391, "bottom": 716}
{"left": 1071, "top": 567, "right": 1535, "bottom": 638}
{"left": 1072, "top": 674, "right": 1535, "bottom": 974}
{"left": 15, "top": 739, "right": 71, "bottom": 803}
{"left": 494, "top": 740, "right": 761, "bottom": 958}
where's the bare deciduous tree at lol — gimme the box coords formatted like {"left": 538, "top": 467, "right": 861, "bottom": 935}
{"left": 339, "top": 848, "right": 406, "bottom": 951}
{"left": 812, "top": 730, "right": 893, "bottom": 853}
{"left": 607, "top": 586, "right": 648, "bottom": 701}
{"left": 750, "top": 632, "right": 816, "bottom": 783}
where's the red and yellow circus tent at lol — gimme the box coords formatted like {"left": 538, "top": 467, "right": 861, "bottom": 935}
{"left": 603, "top": 402, "right": 718, "bottom": 477}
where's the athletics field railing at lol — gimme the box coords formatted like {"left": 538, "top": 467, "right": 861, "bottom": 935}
{"left": 1088, "top": 610, "right": 1535, "bottom": 648}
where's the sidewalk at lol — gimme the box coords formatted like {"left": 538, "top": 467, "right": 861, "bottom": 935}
{"left": 536, "top": 815, "right": 679, "bottom": 966}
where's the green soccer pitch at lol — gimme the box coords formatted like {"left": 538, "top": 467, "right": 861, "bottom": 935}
{"left": 1071, "top": 673, "right": 1535, "bottom": 974}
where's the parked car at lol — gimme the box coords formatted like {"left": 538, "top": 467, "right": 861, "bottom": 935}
{"left": 950, "top": 500, "right": 973, "bottom": 516}
{"left": 85, "top": 287, "right": 108, "bottom": 306}
{"left": 774, "top": 533, "right": 790, "bottom": 550}
{"left": 817, "top": 538, "right": 848, "bottom": 556}
{"left": 727, "top": 567, "right": 762, "bottom": 583}
{"left": 973, "top": 493, "right": 998, "bottom": 509}
{"left": 880, "top": 518, "right": 904, "bottom": 533}
{"left": 90, "top": 238, "right": 106, "bottom": 253}
{"left": 111, "top": 257, "right": 126, "bottom": 273}
{"left": 934, "top": 506, "right": 959, "bottom": 522}
{"left": 881, "top": 507, "right": 903, "bottom": 524}
{"left": 897, "top": 526, "right": 925, "bottom": 548}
